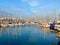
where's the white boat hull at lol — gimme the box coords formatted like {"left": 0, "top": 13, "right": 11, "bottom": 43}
{"left": 8, "top": 24, "right": 14, "bottom": 27}
{"left": 1, "top": 24, "right": 7, "bottom": 27}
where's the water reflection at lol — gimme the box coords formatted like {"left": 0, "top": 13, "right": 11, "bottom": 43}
{"left": 0, "top": 24, "right": 59, "bottom": 45}
{"left": 55, "top": 31, "right": 60, "bottom": 45}
{"left": 0, "top": 27, "right": 7, "bottom": 37}
{"left": 40, "top": 27, "right": 60, "bottom": 45}
{"left": 58, "top": 41, "right": 60, "bottom": 45}
{"left": 55, "top": 32, "right": 60, "bottom": 39}
{"left": 41, "top": 28, "right": 50, "bottom": 35}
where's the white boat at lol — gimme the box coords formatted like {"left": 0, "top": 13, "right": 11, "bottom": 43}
{"left": 8, "top": 24, "right": 14, "bottom": 27}
{"left": 1, "top": 24, "right": 7, "bottom": 27}
{"left": 17, "top": 23, "right": 23, "bottom": 26}
{"left": 30, "top": 22, "right": 35, "bottom": 24}
{"left": 39, "top": 23, "right": 50, "bottom": 28}
{"left": 55, "top": 27, "right": 60, "bottom": 31}
{"left": 55, "top": 21, "right": 60, "bottom": 28}
{"left": 24, "top": 22, "right": 30, "bottom": 25}
{"left": 55, "top": 25, "right": 60, "bottom": 28}
{"left": 55, "top": 24, "right": 60, "bottom": 31}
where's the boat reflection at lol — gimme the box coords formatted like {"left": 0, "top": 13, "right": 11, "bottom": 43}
{"left": 55, "top": 32, "right": 60, "bottom": 40}
{"left": 58, "top": 40, "right": 60, "bottom": 45}
{"left": 40, "top": 27, "right": 60, "bottom": 45}
{"left": 40, "top": 27, "right": 51, "bottom": 35}
{"left": 0, "top": 25, "right": 59, "bottom": 45}
{"left": 55, "top": 32, "right": 60, "bottom": 45}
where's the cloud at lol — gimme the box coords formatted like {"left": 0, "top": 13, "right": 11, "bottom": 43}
{"left": 29, "top": 1, "right": 39, "bottom": 7}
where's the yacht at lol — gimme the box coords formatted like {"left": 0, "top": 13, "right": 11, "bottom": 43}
{"left": 17, "top": 23, "right": 23, "bottom": 26}
{"left": 1, "top": 24, "right": 7, "bottom": 27}
{"left": 55, "top": 21, "right": 60, "bottom": 31}
{"left": 30, "top": 21, "right": 35, "bottom": 24}
{"left": 8, "top": 24, "right": 14, "bottom": 27}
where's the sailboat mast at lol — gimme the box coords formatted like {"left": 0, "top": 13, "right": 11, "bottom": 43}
{"left": 54, "top": 9, "right": 57, "bottom": 23}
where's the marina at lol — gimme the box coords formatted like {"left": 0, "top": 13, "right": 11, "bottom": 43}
{"left": 0, "top": 16, "right": 60, "bottom": 32}
{"left": 0, "top": 17, "right": 60, "bottom": 45}
{"left": 0, "top": 17, "right": 38, "bottom": 27}
{"left": 0, "top": 0, "right": 60, "bottom": 45}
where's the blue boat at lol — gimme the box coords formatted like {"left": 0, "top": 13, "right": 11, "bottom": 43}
{"left": 50, "top": 22, "right": 55, "bottom": 30}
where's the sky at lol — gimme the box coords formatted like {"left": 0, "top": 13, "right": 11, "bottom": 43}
{"left": 0, "top": 0, "right": 60, "bottom": 19}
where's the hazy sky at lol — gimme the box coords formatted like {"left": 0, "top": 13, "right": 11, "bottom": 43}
{"left": 0, "top": 0, "right": 60, "bottom": 18}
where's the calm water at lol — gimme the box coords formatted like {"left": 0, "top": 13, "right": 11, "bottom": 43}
{"left": 0, "top": 24, "right": 59, "bottom": 45}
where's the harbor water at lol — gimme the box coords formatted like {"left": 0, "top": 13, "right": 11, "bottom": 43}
{"left": 0, "top": 24, "right": 59, "bottom": 45}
